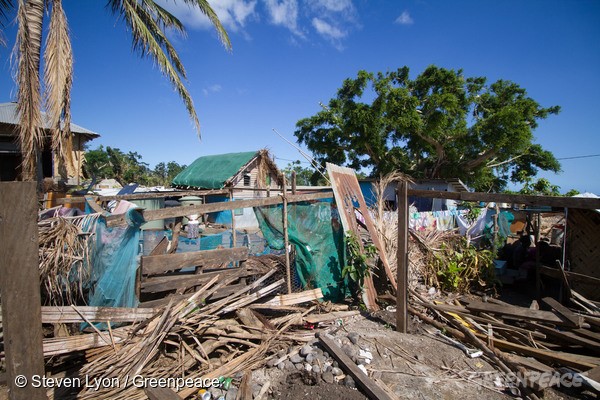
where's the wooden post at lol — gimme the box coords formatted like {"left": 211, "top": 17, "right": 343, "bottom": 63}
{"left": 291, "top": 171, "right": 297, "bottom": 195}
{"left": 396, "top": 180, "right": 409, "bottom": 333}
{"left": 536, "top": 212, "right": 541, "bottom": 244}
{"left": 283, "top": 177, "right": 292, "bottom": 294}
{"left": 229, "top": 188, "right": 236, "bottom": 249}
{"left": 0, "top": 182, "right": 46, "bottom": 399}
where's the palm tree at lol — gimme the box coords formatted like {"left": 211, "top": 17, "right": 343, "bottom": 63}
{"left": 2, "top": 0, "right": 230, "bottom": 181}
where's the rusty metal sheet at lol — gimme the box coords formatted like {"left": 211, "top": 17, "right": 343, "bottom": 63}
{"left": 326, "top": 163, "right": 397, "bottom": 311}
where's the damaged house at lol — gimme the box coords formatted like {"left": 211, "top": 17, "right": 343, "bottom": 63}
{"left": 0, "top": 102, "right": 99, "bottom": 184}
{"left": 172, "top": 149, "right": 283, "bottom": 228}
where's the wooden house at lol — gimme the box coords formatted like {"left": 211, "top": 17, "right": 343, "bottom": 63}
{"left": 0, "top": 102, "right": 99, "bottom": 184}
{"left": 172, "top": 149, "right": 283, "bottom": 228}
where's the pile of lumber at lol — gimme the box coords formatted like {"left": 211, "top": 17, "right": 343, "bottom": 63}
{"left": 410, "top": 288, "right": 600, "bottom": 397}
{"left": 21, "top": 265, "right": 357, "bottom": 400}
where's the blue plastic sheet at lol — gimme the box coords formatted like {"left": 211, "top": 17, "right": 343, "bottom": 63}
{"left": 87, "top": 209, "right": 143, "bottom": 310}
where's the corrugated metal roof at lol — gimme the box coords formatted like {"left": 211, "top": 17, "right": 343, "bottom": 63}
{"left": 172, "top": 151, "right": 259, "bottom": 189}
{"left": 0, "top": 102, "right": 100, "bottom": 137}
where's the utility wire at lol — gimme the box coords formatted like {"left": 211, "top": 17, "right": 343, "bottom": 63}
{"left": 272, "top": 128, "right": 330, "bottom": 183}
{"left": 557, "top": 154, "right": 600, "bottom": 160}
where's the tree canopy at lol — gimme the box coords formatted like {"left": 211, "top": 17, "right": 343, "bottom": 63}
{"left": 84, "top": 145, "right": 186, "bottom": 187}
{"left": 295, "top": 65, "right": 561, "bottom": 191}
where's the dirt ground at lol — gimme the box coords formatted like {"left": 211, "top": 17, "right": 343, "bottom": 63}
{"left": 251, "top": 311, "right": 593, "bottom": 400}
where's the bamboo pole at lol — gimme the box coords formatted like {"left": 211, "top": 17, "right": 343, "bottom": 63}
{"left": 283, "top": 177, "right": 292, "bottom": 294}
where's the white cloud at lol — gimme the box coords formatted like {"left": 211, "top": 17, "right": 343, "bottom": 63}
{"left": 203, "top": 84, "right": 222, "bottom": 96}
{"left": 395, "top": 10, "right": 414, "bottom": 25}
{"left": 308, "top": 0, "right": 354, "bottom": 14}
{"left": 159, "top": 0, "right": 359, "bottom": 49}
{"left": 312, "top": 18, "right": 346, "bottom": 40}
{"left": 264, "top": 0, "right": 301, "bottom": 35}
{"left": 158, "top": 0, "right": 258, "bottom": 32}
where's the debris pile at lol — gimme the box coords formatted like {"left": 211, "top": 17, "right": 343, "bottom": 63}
{"left": 409, "top": 286, "right": 600, "bottom": 397}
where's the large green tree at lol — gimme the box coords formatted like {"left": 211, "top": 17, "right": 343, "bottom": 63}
{"left": 295, "top": 66, "right": 561, "bottom": 191}
{"left": 1, "top": 0, "right": 230, "bottom": 181}
{"left": 84, "top": 145, "right": 186, "bottom": 187}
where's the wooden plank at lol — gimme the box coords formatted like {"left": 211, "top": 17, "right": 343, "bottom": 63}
{"left": 538, "top": 265, "right": 600, "bottom": 287}
{"left": 542, "top": 297, "right": 583, "bottom": 327}
{"left": 282, "top": 178, "right": 292, "bottom": 294}
{"left": 0, "top": 182, "right": 46, "bottom": 399}
{"left": 396, "top": 180, "right": 408, "bottom": 333}
{"left": 85, "top": 195, "right": 106, "bottom": 214}
{"left": 528, "top": 323, "right": 600, "bottom": 354}
{"left": 327, "top": 163, "right": 396, "bottom": 291}
{"left": 326, "top": 163, "right": 380, "bottom": 311}
{"left": 464, "top": 300, "right": 585, "bottom": 327}
{"left": 141, "top": 267, "right": 254, "bottom": 293}
{"left": 106, "top": 191, "right": 333, "bottom": 227}
{"left": 40, "top": 306, "right": 159, "bottom": 324}
{"left": 476, "top": 334, "right": 600, "bottom": 370}
{"left": 317, "top": 333, "right": 396, "bottom": 400}
{"left": 304, "top": 310, "right": 360, "bottom": 324}
{"left": 100, "top": 189, "right": 229, "bottom": 201}
{"left": 145, "top": 386, "right": 184, "bottom": 400}
{"left": 142, "top": 247, "right": 249, "bottom": 275}
{"left": 42, "top": 327, "right": 130, "bottom": 356}
{"left": 585, "top": 365, "right": 600, "bottom": 382}
{"left": 407, "top": 188, "right": 600, "bottom": 210}
{"left": 263, "top": 288, "right": 323, "bottom": 306}
{"left": 138, "top": 282, "right": 249, "bottom": 308}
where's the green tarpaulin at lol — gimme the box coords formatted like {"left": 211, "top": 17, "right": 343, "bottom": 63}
{"left": 172, "top": 151, "right": 257, "bottom": 189}
{"left": 254, "top": 201, "right": 348, "bottom": 301}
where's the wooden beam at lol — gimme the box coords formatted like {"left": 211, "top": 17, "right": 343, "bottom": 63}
{"left": 141, "top": 267, "right": 257, "bottom": 293}
{"left": 0, "top": 182, "right": 46, "bottom": 399}
{"left": 538, "top": 265, "right": 600, "bottom": 287}
{"left": 42, "top": 327, "right": 130, "bottom": 356}
{"left": 142, "top": 247, "right": 249, "bottom": 275}
{"left": 317, "top": 333, "right": 396, "bottom": 400}
{"left": 263, "top": 288, "right": 323, "bottom": 306}
{"left": 542, "top": 297, "right": 584, "bottom": 327}
{"left": 40, "top": 306, "right": 159, "bottom": 324}
{"left": 99, "top": 189, "right": 229, "bottom": 201}
{"left": 407, "top": 189, "right": 600, "bottom": 210}
{"left": 528, "top": 323, "right": 600, "bottom": 354}
{"left": 145, "top": 387, "right": 184, "bottom": 400}
{"left": 84, "top": 195, "right": 106, "bottom": 214}
{"left": 282, "top": 178, "right": 292, "bottom": 294}
{"left": 464, "top": 300, "right": 586, "bottom": 328}
{"left": 396, "top": 180, "right": 408, "bottom": 333}
{"left": 106, "top": 191, "right": 333, "bottom": 227}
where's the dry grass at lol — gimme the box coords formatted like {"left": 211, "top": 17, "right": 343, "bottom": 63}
{"left": 38, "top": 213, "right": 99, "bottom": 305}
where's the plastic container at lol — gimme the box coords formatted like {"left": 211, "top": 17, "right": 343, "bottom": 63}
{"left": 179, "top": 196, "right": 203, "bottom": 225}
{"left": 131, "top": 197, "right": 165, "bottom": 230}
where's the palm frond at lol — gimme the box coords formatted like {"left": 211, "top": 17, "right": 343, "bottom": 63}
{"left": 108, "top": 0, "right": 200, "bottom": 134}
{"left": 178, "top": 0, "right": 231, "bottom": 51}
{"left": 44, "top": 0, "right": 74, "bottom": 174}
{"left": 107, "top": 0, "right": 232, "bottom": 137}
{"left": 0, "top": 0, "right": 14, "bottom": 27}
{"left": 16, "top": 0, "right": 44, "bottom": 181}
{"left": 145, "top": 0, "right": 185, "bottom": 34}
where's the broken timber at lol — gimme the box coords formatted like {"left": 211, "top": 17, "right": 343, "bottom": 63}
{"left": 317, "top": 333, "right": 396, "bottom": 400}
{"left": 141, "top": 247, "right": 249, "bottom": 275}
{"left": 106, "top": 191, "right": 333, "bottom": 227}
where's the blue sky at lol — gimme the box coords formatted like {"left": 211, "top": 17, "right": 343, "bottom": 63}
{"left": 1, "top": 0, "right": 599, "bottom": 193}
